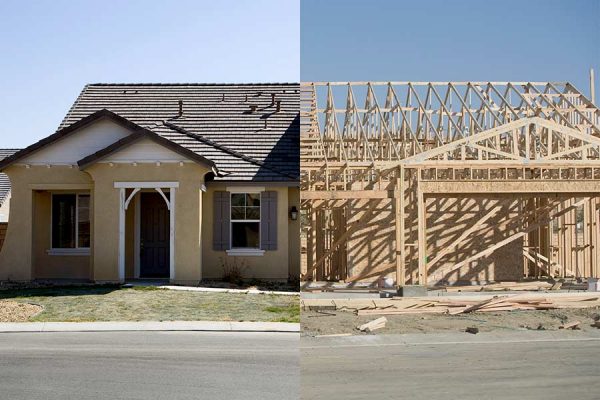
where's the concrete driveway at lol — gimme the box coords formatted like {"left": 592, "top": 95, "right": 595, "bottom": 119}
{"left": 0, "top": 331, "right": 299, "bottom": 400}
{"left": 301, "top": 330, "right": 600, "bottom": 400}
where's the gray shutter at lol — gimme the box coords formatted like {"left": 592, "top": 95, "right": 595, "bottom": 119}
{"left": 260, "top": 191, "right": 278, "bottom": 250}
{"left": 213, "top": 191, "right": 230, "bottom": 250}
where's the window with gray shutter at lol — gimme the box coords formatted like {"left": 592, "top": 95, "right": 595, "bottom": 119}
{"left": 213, "top": 191, "right": 230, "bottom": 250}
{"left": 260, "top": 191, "right": 277, "bottom": 250}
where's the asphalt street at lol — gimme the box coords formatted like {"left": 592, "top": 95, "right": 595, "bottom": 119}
{"left": 301, "top": 330, "right": 600, "bottom": 400}
{"left": 0, "top": 331, "right": 299, "bottom": 400}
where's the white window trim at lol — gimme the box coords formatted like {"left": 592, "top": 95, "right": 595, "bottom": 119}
{"left": 229, "top": 192, "right": 263, "bottom": 253}
{"left": 226, "top": 248, "right": 265, "bottom": 257}
{"left": 114, "top": 182, "right": 179, "bottom": 189}
{"left": 49, "top": 193, "right": 91, "bottom": 254}
{"left": 47, "top": 248, "right": 91, "bottom": 256}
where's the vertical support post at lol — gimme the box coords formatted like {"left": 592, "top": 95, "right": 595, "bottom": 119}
{"left": 566, "top": 199, "right": 575, "bottom": 276}
{"left": 118, "top": 188, "right": 125, "bottom": 282}
{"left": 134, "top": 194, "right": 141, "bottom": 279}
{"left": 591, "top": 197, "right": 597, "bottom": 277}
{"left": 583, "top": 198, "right": 592, "bottom": 277}
{"left": 169, "top": 187, "right": 176, "bottom": 282}
{"left": 395, "top": 166, "right": 406, "bottom": 286}
{"left": 557, "top": 201, "right": 564, "bottom": 278}
{"left": 417, "top": 170, "right": 427, "bottom": 285}
{"left": 309, "top": 205, "right": 317, "bottom": 280}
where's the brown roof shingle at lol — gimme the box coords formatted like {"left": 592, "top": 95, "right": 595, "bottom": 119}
{"left": 61, "top": 83, "right": 300, "bottom": 182}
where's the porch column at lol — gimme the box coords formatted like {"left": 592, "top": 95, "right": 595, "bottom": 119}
{"left": 169, "top": 187, "right": 176, "bottom": 281}
{"left": 118, "top": 188, "right": 125, "bottom": 282}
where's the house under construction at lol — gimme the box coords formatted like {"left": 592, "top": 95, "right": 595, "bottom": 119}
{"left": 300, "top": 80, "right": 600, "bottom": 287}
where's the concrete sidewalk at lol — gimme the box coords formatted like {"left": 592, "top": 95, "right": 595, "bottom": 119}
{"left": 0, "top": 320, "right": 299, "bottom": 333}
{"left": 159, "top": 285, "right": 299, "bottom": 296}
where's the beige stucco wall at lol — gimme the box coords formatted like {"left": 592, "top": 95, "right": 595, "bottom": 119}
{"left": 0, "top": 162, "right": 300, "bottom": 283}
{"left": 84, "top": 162, "right": 210, "bottom": 284}
{"left": 0, "top": 165, "right": 93, "bottom": 281}
{"left": 201, "top": 184, "right": 297, "bottom": 281}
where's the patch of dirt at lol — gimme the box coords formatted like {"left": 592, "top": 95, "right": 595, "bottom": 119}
{"left": 301, "top": 307, "right": 600, "bottom": 336}
{"left": 0, "top": 301, "right": 43, "bottom": 322}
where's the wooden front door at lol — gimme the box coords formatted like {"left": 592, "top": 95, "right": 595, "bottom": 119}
{"left": 140, "top": 192, "right": 170, "bottom": 278}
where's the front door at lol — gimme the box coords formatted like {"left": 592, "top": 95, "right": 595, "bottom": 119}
{"left": 140, "top": 192, "right": 170, "bottom": 278}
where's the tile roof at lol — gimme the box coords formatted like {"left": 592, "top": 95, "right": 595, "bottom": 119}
{"left": 60, "top": 83, "right": 300, "bottom": 182}
{"left": 0, "top": 149, "right": 19, "bottom": 206}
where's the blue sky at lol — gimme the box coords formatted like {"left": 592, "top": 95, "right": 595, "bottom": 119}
{"left": 1, "top": 0, "right": 598, "bottom": 148}
{"left": 0, "top": 0, "right": 299, "bottom": 147}
{"left": 301, "top": 0, "right": 599, "bottom": 94}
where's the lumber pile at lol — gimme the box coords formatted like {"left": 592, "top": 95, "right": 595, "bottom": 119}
{"left": 301, "top": 294, "right": 600, "bottom": 316}
{"left": 439, "top": 281, "right": 559, "bottom": 293}
{"left": 559, "top": 320, "right": 581, "bottom": 330}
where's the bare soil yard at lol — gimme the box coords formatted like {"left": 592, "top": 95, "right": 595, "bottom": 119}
{"left": 0, "top": 286, "right": 299, "bottom": 323}
{"left": 0, "top": 301, "right": 43, "bottom": 322}
{"left": 301, "top": 307, "right": 600, "bottom": 336}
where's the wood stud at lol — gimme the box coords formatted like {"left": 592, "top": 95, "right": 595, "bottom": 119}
{"left": 300, "top": 82, "right": 600, "bottom": 286}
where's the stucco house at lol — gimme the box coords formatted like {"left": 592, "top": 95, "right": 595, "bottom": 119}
{"left": 0, "top": 83, "right": 300, "bottom": 284}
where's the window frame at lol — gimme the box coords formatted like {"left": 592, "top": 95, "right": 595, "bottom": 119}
{"left": 229, "top": 191, "right": 261, "bottom": 250}
{"left": 50, "top": 192, "right": 91, "bottom": 252}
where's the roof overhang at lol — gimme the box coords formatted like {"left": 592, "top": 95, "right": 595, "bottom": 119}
{"left": 0, "top": 109, "right": 217, "bottom": 172}
{"left": 77, "top": 127, "right": 216, "bottom": 170}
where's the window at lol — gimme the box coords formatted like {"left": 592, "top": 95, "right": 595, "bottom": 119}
{"left": 231, "top": 193, "right": 260, "bottom": 248}
{"left": 52, "top": 194, "right": 90, "bottom": 249}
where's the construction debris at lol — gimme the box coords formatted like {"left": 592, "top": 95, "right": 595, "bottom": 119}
{"left": 440, "top": 281, "right": 560, "bottom": 293}
{"left": 301, "top": 293, "right": 600, "bottom": 316}
{"left": 559, "top": 320, "right": 581, "bottom": 330}
{"left": 358, "top": 317, "right": 387, "bottom": 332}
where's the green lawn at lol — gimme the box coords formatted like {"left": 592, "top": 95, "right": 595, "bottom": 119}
{"left": 0, "top": 286, "right": 299, "bottom": 323}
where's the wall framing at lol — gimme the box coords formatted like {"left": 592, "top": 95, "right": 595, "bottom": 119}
{"left": 300, "top": 82, "right": 600, "bottom": 286}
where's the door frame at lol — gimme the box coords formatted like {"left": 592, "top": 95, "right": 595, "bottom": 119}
{"left": 116, "top": 181, "right": 177, "bottom": 282}
{"left": 135, "top": 191, "right": 171, "bottom": 279}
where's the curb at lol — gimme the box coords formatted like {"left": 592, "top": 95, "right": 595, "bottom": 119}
{"left": 159, "top": 285, "right": 299, "bottom": 296}
{"left": 0, "top": 321, "right": 300, "bottom": 333}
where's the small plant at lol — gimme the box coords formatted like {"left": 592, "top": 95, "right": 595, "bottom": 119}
{"left": 220, "top": 257, "right": 249, "bottom": 285}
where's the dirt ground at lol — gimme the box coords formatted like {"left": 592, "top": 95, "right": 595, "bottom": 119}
{"left": 301, "top": 306, "right": 600, "bottom": 336}
{"left": 0, "top": 301, "right": 43, "bottom": 322}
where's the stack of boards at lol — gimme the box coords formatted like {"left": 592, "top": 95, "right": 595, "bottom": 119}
{"left": 301, "top": 294, "right": 600, "bottom": 316}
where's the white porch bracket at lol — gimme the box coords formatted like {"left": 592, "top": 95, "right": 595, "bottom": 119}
{"left": 115, "top": 181, "right": 178, "bottom": 283}
{"left": 124, "top": 188, "right": 141, "bottom": 211}
{"left": 155, "top": 188, "right": 171, "bottom": 210}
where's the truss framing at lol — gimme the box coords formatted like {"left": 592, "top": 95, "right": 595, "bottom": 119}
{"left": 301, "top": 82, "right": 600, "bottom": 286}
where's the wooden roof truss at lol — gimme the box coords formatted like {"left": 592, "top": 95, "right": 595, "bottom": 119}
{"left": 301, "top": 82, "right": 600, "bottom": 286}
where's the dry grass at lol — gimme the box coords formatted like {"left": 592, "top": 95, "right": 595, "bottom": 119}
{"left": 0, "top": 286, "right": 299, "bottom": 323}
